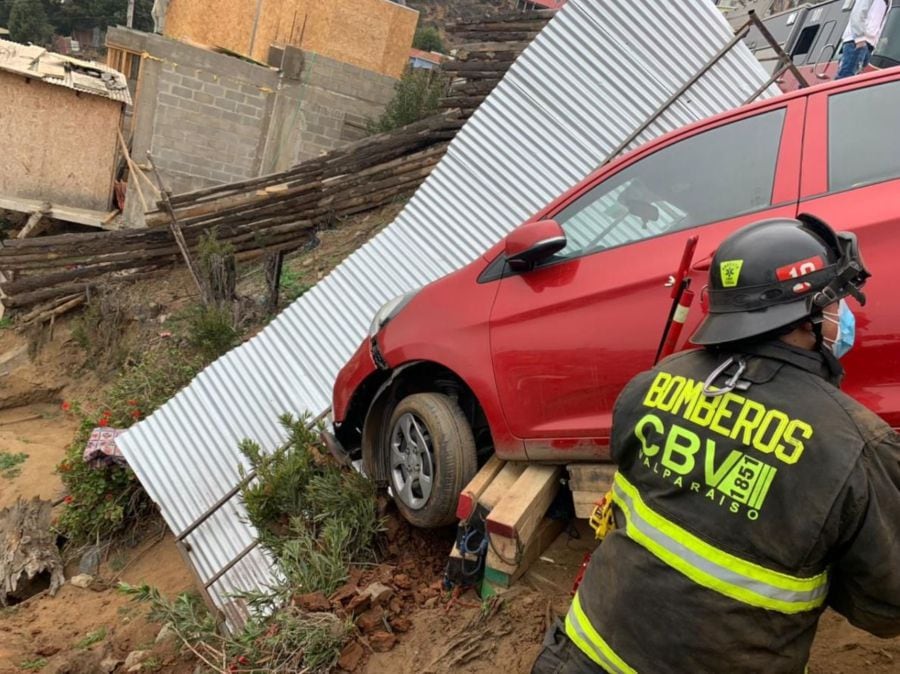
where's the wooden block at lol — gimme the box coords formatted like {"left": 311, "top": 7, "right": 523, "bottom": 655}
{"left": 478, "top": 461, "right": 526, "bottom": 510}
{"left": 566, "top": 463, "right": 616, "bottom": 493}
{"left": 485, "top": 516, "right": 566, "bottom": 584}
{"left": 572, "top": 490, "right": 606, "bottom": 519}
{"left": 487, "top": 464, "right": 561, "bottom": 546}
{"left": 456, "top": 454, "right": 505, "bottom": 520}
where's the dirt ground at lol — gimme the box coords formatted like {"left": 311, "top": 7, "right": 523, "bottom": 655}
{"left": 2, "top": 202, "right": 899, "bottom": 672}
{"left": 0, "top": 402, "right": 196, "bottom": 674}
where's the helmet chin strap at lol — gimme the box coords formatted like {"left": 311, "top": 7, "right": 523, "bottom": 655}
{"left": 813, "top": 319, "right": 844, "bottom": 384}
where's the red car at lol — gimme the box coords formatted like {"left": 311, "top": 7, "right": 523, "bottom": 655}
{"left": 330, "top": 67, "right": 900, "bottom": 527}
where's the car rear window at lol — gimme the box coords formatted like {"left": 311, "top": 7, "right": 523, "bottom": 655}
{"left": 551, "top": 108, "right": 786, "bottom": 260}
{"left": 829, "top": 79, "right": 900, "bottom": 192}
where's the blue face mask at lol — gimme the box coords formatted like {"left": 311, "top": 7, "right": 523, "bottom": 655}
{"left": 823, "top": 299, "right": 856, "bottom": 359}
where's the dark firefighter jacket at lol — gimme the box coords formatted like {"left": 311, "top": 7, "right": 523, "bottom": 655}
{"left": 566, "top": 341, "right": 900, "bottom": 673}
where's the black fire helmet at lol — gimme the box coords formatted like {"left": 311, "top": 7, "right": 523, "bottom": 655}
{"left": 691, "top": 214, "right": 871, "bottom": 346}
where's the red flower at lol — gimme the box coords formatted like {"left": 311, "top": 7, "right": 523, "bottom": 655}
{"left": 131, "top": 409, "right": 142, "bottom": 420}
{"left": 61, "top": 401, "right": 71, "bottom": 412}
{"left": 98, "top": 417, "right": 109, "bottom": 427}
{"left": 63, "top": 495, "right": 74, "bottom": 504}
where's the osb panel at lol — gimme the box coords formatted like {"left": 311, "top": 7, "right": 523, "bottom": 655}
{"left": 165, "top": 0, "right": 417, "bottom": 78}
{"left": 165, "top": 0, "right": 257, "bottom": 56}
{"left": 0, "top": 72, "right": 120, "bottom": 211}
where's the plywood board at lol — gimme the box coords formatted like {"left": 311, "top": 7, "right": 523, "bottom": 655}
{"left": 165, "top": 0, "right": 417, "bottom": 78}
{"left": 0, "top": 73, "right": 120, "bottom": 212}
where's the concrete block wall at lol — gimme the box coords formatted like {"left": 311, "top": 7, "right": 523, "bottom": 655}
{"left": 153, "top": 60, "right": 272, "bottom": 193}
{"left": 108, "top": 28, "right": 398, "bottom": 226}
{"left": 287, "top": 54, "right": 396, "bottom": 165}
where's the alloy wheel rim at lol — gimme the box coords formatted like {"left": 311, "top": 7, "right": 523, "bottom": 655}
{"left": 389, "top": 412, "right": 435, "bottom": 510}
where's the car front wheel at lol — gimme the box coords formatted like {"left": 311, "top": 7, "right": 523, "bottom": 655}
{"left": 386, "top": 392, "right": 477, "bottom": 528}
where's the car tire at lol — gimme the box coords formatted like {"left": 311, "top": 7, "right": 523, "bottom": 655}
{"left": 385, "top": 392, "right": 477, "bottom": 528}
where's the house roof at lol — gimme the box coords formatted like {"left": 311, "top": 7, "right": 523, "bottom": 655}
{"left": 0, "top": 39, "right": 132, "bottom": 105}
{"left": 409, "top": 47, "right": 443, "bottom": 65}
{"left": 530, "top": 0, "right": 566, "bottom": 9}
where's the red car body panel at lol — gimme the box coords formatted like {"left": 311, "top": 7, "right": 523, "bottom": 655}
{"left": 333, "top": 67, "right": 900, "bottom": 463}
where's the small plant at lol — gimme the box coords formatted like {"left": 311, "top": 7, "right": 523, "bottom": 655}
{"left": 197, "top": 228, "right": 237, "bottom": 309}
{"left": 279, "top": 267, "right": 312, "bottom": 303}
{"left": 71, "top": 289, "right": 130, "bottom": 372}
{"left": 184, "top": 305, "right": 239, "bottom": 362}
{"left": 0, "top": 316, "right": 12, "bottom": 330}
{"left": 75, "top": 626, "right": 107, "bottom": 649}
{"left": 0, "top": 451, "right": 27, "bottom": 479}
{"left": 368, "top": 67, "right": 446, "bottom": 134}
{"left": 142, "top": 656, "right": 163, "bottom": 671}
{"left": 19, "top": 658, "right": 48, "bottom": 671}
{"left": 121, "top": 584, "right": 352, "bottom": 673}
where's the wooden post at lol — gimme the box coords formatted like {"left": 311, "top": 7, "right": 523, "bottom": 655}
{"left": 17, "top": 203, "right": 52, "bottom": 240}
{"left": 264, "top": 250, "right": 284, "bottom": 313}
{"left": 127, "top": 0, "right": 135, "bottom": 28}
{"left": 146, "top": 152, "right": 206, "bottom": 298}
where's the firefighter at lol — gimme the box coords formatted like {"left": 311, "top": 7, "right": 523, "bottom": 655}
{"left": 532, "top": 215, "right": 900, "bottom": 673}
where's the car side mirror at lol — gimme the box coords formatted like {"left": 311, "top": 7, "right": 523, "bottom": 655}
{"left": 505, "top": 219, "right": 567, "bottom": 272}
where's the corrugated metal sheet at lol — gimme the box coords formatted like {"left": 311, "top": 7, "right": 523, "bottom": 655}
{"left": 118, "top": 0, "right": 778, "bottom": 625}
{"left": 0, "top": 39, "right": 131, "bottom": 104}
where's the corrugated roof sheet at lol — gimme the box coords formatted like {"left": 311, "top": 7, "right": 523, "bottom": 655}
{"left": 118, "top": 0, "right": 778, "bottom": 628}
{"left": 0, "top": 39, "right": 132, "bottom": 104}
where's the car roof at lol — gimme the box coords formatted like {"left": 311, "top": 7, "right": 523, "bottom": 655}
{"left": 551, "top": 67, "right": 899, "bottom": 207}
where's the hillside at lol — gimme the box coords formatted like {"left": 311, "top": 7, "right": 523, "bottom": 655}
{"left": 408, "top": 0, "right": 521, "bottom": 28}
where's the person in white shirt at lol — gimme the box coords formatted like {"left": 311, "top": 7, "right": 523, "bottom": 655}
{"left": 836, "top": 0, "right": 889, "bottom": 79}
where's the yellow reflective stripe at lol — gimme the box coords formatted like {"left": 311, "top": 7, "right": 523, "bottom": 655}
{"left": 565, "top": 592, "right": 637, "bottom": 674}
{"left": 612, "top": 472, "right": 828, "bottom": 614}
{"left": 614, "top": 472, "right": 827, "bottom": 594}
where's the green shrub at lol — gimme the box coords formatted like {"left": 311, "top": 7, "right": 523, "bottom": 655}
{"left": 368, "top": 67, "right": 446, "bottom": 134}
{"left": 56, "top": 346, "right": 203, "bottom": 546}
{"left": 413, "top": 25, "right": 445, "bottom": 53}
{"left": 185, "top": 305, "right": 239, "bottom": 362}
{"left": 239, "top": 414, "right": 382, "bottom": 595}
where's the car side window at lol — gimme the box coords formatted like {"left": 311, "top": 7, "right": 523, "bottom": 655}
{"left": 549, "top": 108, "right": 786, "bottom": 262}
{"left": 829, "top": 79, "right": 900, "bottom": 192}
